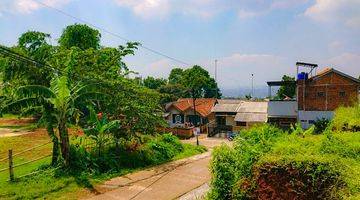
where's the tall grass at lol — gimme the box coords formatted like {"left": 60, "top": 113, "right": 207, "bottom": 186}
{"left": 332, "top": 104, "right": 360, "bottom": 131}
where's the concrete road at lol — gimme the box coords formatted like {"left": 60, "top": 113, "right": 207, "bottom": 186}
{"left": 88, "top": 137, "right": 229, "bottom": 200}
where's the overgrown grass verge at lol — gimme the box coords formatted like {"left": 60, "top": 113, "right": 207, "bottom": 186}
{"left": 0, "top": 133, "right": 206, "bottom": 199}
{"left": 208, "top": 125, "right": 360, "bottom": 200}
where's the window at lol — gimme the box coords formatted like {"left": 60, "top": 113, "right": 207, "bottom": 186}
{"left": 317, "top": 91, "right": 325, "bottom": 97}
{"left": 236, "top": 121, "right": 247, "bottom": 126}
{"left": 339, "top": 91, "right": 346, "bottom": 97}
{"left": 172, "top": 114, "right": 184, "bottom": 124}
{"left": 308, "top": 120, "right": 315, "bottom": 124}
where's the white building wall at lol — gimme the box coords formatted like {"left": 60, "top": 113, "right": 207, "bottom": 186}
{"left": 298, "top": 111, "right": 334, "bottom": 129}
{"left": 268, "top": 101, "right": 298, "bottom": 117}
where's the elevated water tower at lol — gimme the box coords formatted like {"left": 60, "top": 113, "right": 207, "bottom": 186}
{"left": 296, "top": 62, "right": 318, "bottom": 81}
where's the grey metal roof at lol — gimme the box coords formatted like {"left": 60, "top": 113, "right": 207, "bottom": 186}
{"left": 211, "top": 103, "right": 240, "bottom": 112}
{"left": 216, "top": 99, "right": 243, "bottom": 104}
{"left": 235, "top": 113, "right": 268, "bottom": 122}
{"left": 211, "top": 99, "right": 243, "bottom": 113}
{"left": 236, "top": 101, "right": 268, "bottom": 113}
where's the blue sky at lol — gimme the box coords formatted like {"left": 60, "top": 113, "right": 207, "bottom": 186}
{"left": 0, "top": 0, "right": 359, "bottom": 96}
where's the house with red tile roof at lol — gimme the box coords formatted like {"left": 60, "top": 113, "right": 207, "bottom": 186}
{"left": 164, "top": 98, "right": 217, "bottom": 128}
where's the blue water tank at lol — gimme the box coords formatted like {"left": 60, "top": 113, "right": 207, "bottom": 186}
{"left": 297, "top": 72, "right": 306, "bottom": 80}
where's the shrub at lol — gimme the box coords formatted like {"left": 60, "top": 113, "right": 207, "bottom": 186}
{"left": 333, "top": 105, "right": 360, "bottom": 131}
{"left": 313, "top": 118, "right": 330, "bottom": 134}
{"left": 69, "top": 133, "right": 191, "bottom": 173}
{"left": 208, "top": 124, "right": 360, "bottom": 199}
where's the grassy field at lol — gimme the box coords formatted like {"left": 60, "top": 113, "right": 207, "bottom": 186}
{"left": 0, "top": 123, "right": 206, "bottom": 199}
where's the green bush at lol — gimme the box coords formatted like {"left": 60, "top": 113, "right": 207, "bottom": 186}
{"left": 69, "top": 133, "right": 193, "bottom": 173}
{"left": 208, "top": 124, "right": 360, "bottom": 200}
{"left": 314, "top": 118, "right": 330, "bottom": 134}
{"left": 209, "top": 125, "right": 285, "bottom": 199}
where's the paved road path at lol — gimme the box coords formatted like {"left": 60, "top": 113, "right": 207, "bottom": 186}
{"left": 88, "top": 137, "right": 229, "bottom": 200}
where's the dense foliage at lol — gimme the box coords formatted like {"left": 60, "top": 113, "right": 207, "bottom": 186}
{"left": 142, "top": 66, "right": 221, "bottom": 104}
{"left": 276, "top": 75, "right": 296, "bottom": 99}
{"left": 70, "top": 133, "right": 206, "bottom": 173}
{"left": 59, "top": 24, "right": 101, "bottom": 50}
{"left": 209, "top": 105, "right": 360, "bottom": 200}
{"left": 0, "top": 24, "right": 164, "bottom": 166}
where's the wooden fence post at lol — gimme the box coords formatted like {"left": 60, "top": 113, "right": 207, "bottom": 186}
{"left": 9, "top": 149, "right": 14, "bottom": 181}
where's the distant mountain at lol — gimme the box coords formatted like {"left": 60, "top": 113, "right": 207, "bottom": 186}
{"left": 221, "top": 86, "right": 278, "bottom": 98}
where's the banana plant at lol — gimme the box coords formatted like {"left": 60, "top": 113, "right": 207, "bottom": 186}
{"left": 84, "top": 106, "right": 120, "bottom": 156}
{"left": 2, "top": 75, "right": 106, "bottom": 166}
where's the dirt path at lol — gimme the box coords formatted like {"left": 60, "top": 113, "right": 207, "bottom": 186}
{"left": 0, "top": 118, "right": 36, "bottom": 137}
{"left": 87, "top": 137, "right": 229, "bottom": 200}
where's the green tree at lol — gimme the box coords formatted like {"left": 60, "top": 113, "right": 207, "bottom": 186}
{"left": 4, "top": 75, "right": 105, "bottom": 166}
{"left": 158, "top": 83, "right": 189, "bottom": 104}
{"left": 143, "top": 76, "right": 167, "bottom": 90}
{"left": 276, "top": 75, "right": 296, "bottom": 99}
{"left": 1, "top": 31, "right": 54, "bottom": 93}
{"left": 168, "top": 68, "right": 184, "bottom": 84}
{"left": 59, "top": 24, "right": 101, "bottom": 50}
{"left": 181, "top": 65, "right": 221, "bottom": 98}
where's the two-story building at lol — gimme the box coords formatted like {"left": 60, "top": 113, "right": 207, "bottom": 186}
{"left": 297, "top": 68, "right": 360, "bottom": 128}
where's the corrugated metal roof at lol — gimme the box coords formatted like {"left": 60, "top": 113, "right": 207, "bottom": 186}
{"left": 211, "top": 103, "right": 240, "bottom": 112}
{"left": 217, "top": 99, "right": 243, "bottom": 104}
{"left": 235, "top": 113, "right": 267, "bottom": 122}
{"left": 237, "top": 101, "right": 268, "bottom": 113}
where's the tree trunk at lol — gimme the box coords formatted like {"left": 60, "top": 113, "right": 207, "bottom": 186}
{"left": 46, "top": 125, "right": 60, "bottom": 166}
{"left": 58, "top": 121, "right": 70, "bottom": 166}
{"left": 44, "top": 106, "right": 60, "bottom": 166}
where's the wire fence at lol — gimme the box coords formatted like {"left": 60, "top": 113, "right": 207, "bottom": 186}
{"left": 0, "top": 141, "right": 53, "bottom": 182}
{"left": 0, "top": 139, "right": 119, "bottom": 182}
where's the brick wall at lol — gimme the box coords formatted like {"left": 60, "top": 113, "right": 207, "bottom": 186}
{"left": 297, "top": 72, "right": 359, "bottom": 111}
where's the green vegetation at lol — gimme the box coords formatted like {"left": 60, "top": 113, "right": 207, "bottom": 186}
{"left": 276, "top": 75, "right": 296, "bottom": 99}
{"left": 208, "top": 105, "right": 360, "bottom": 200}
{"left": 332, "top": 104, "right": 360, "bottom": 131}
{"left": 0, "top": 133, "right": 206, "bottom": 199}
{"left": 0, "top": 23, "right": 209, "bottom": 199}
{"left": 142, "top": 65, "right": 221, "bottom": 104}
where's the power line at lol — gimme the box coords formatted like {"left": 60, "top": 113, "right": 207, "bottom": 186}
{"left": 32, "top": 0, "right": 190, "bottom": 66}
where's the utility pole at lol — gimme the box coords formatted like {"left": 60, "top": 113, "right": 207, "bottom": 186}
{"left": 251, "top": 73, "right": 254, "bottom": 98}
{"left": 192, "top": 89, "right": 199, "bottom": 146}
{"left": 215, "top": 59, "right": 218, "bottom": 98}
{"left": 215, "top": 59, "right": 218, "bottom": 82}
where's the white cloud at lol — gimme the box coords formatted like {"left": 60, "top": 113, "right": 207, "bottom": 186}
{"left": 130, "top": 53, "right": 291, "bottom": 89}
{"left": 304, "top": 0, "right": 360, "bottom": 28}
{"left": 213, "top": 53, "right": 291, "bottom": 88}
{"left": 114, "top": 0, "right": 170, "bottom": 19}
{"left": 238, "top": 9, "right": 263, "bottom": 19}
{"left": 325, "top": 53, "right": 360, "bottom": 77}
{"left": 113, "top": 0, "right": 308, "bottom": 20}
{"left": 0, "top": 0, "right": 71, "bottom": 15}
{"left": 328, "top": 41, "right": 344, "bottom": 53}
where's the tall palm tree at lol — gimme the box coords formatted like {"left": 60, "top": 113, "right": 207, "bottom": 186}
{"left": 3, "top": 75, "right": 105, "bottom": 166}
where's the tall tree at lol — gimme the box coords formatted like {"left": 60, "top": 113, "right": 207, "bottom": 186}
{"left": 168, "top": 68, "right": 184, "bottom": 84}
{"left": 143, "top": 76, "right": 167, "bottom": 90}
{"left": 59, "top": 24, "right": 101, "bottom": 50}
{"left": 276, "top": 75, "right": 296, "bottom": 99}
{"left": 181, "top": 65, "right": 221, "bottom": 98}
